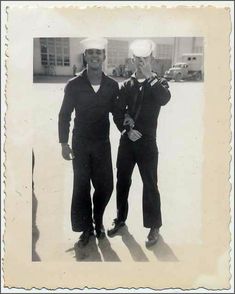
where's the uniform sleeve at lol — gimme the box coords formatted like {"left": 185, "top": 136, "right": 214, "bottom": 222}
{"left": 111, "top": 82, "right": 127, "bottom": 133}
{"left": 58, "top": 82, "right": 75, "bottom": 143}
{"left": 147, "top": 76, "right": 171, "bottom": 106}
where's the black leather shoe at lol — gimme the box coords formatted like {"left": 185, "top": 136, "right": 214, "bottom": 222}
{"left": 145, "top": 227, "right": 159, "bottom": 247}
{"left": 77, "top": 229, "right": 94, "bottom": 247}
{"left": 95, "top": 225, "right": 106, "bottom": 239}
{"left": 107, "top": 219, "right": 125, "bottom": 237}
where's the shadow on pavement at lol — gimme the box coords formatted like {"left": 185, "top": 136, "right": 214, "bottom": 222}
{"left": 146, "top": 235, "right": 178, "bottom": 262}
{"left": 66, "top": 235, "right": 121, "bottom": 262}
{"left": 68, "top": 236, "right": 102, "bottom": 262}
{"left": 32, "top": 150, "right": 41, "bottom": 261}
{"left": 109, "top": 225, "right": 149, "bottom": 262}
{"left": 98, "top": 236, "right": 121, "bottom": 262}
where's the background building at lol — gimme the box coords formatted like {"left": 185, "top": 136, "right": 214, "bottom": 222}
{"left": 33, "top": 38, "right": 83, "bottom": 77}
{"left": 33, "top": 37, "right": 203, "bottom": 82}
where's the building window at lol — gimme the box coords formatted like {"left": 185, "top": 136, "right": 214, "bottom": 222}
{"left": 40, "top": 38, "right": 70, "bottom": 66}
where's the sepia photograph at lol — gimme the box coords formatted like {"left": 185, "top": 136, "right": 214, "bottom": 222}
{"left": 32, "top": 36, "right": 204, "bottom": 263}
{"left": 2, "top": 2, "right": 233, "bottom": 291}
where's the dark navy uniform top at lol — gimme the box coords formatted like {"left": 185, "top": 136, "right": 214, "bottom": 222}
{"left": 58, "top": 70, "right": 123, "bottom": 143}
{"left": 118, "top": 73, "right": 171, "bottom": 140}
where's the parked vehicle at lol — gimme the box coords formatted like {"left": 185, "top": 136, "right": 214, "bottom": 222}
{"left": 164, "top": 53, "right": 203, "bottom": 81}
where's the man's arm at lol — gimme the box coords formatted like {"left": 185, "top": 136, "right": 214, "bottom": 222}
{"left": 58, "top": 81, "right": 75, "bottom": 160}
{"left": 111, "top": 82, "right": 127, "bottom": 133}
{"left": 111, "top": 80, "right": 142, "bottom": 142}
{"left": 138, "top": 58, "right": 171, "bottom": 106}
{"left": 147, "top": 76, "right": 171, "bottom": 106}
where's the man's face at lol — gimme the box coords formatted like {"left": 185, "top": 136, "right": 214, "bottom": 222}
{"left": 84, "top": 49, "right": 106, "bottom": 70}
{"left": 133, "top": 54, "right": 152, "bottom": 70}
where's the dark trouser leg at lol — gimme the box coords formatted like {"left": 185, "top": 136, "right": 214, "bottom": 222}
{"left": 116, "top": 139, "right": 135, "bottom": 222}
{"left": 136, "top": 141, "right": 162, "bottom": 229}
{"left": 91, "top": 140, "right": 113, "bottom": 229}
{"left": 71, "top": 138, "right": 93, "bottom": 232}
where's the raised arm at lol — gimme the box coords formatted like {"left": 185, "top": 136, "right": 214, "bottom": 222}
{"left": 147, "top": 76, "right": 171, "bottom": 106}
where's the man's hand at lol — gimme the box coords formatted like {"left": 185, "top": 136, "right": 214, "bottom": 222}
{"left": 127, "top": 129, "right": 142, "bottom": 142}
{"left": 124, "top": 113, "right": 135, "bottom": 128}
{"left": 139, "top": 58, "right": 153, "bottom": 79}
{"left": 61, "top": 143, "right": 75, "bottom": 160}
{"left": 158, "top": 77, "right": 169, "bottom": 89}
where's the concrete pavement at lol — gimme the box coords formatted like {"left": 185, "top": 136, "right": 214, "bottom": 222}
{"left": 32, "top": 81, "right": 204, "bottom": 262}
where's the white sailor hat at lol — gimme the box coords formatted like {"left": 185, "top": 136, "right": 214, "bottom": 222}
{"left": 129, "top": 39, "right": 156, "bottom": 57}
{"left": 80, "top": 37, "right": 108, "bottom": 52}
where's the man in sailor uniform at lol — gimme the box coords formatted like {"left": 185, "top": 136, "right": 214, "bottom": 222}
{"left": 58, "top": 38, "right": 123, "bottom": 247}
{"left": 108, "top": 39, "right": 171, "bottom": 247}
